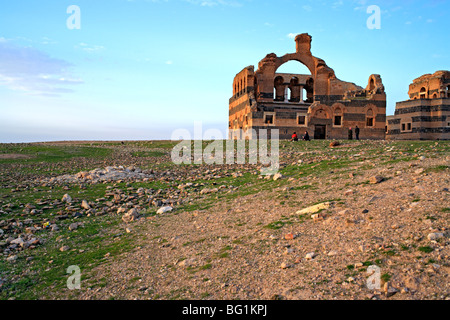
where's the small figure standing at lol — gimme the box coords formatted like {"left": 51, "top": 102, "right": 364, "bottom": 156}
{"left": 355, "top": 126, "right": 360, "bottom": 140}
{"left": 290, "top": 132, "right": 298, "bottom": 141}
{"left": 348, "top": 127, "right": 353, "bottom": 140}
{"left": 303, "top": 131, "right": 310, "bottom": 141}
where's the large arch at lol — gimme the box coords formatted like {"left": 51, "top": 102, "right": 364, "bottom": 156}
{"left": 276, "top": 60, "right": 312, "bottom": 75}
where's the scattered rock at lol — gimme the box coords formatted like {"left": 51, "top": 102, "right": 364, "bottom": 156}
{"left": 305, "top": 252, "right": 316, "bottom": 260}
{"left": 68, "top": 222, "right": 80, "bottom": 231}
{"left": 427, "top": 232, "right": 444, "bottom": 241}
{"left": 329, "top": 141, "right": 340, "bottom": 147}
{"left": 81, "top": 200, "right": 91, "bottom": 210}
{"left": 284, "top": 233, "right": 295, "bottom": 240}
{"left": 369, "top": 176, "right": 384, "bottom": 184}
{"left": 61, "top": 194, "right": 72, "bottom": 203}
{"left": 296, "top": 202, "right": 330, "bottom": 215}
{"left": 157, "top": 206, "right": 173, "bottom": 215}
{"left": 273, "top": 173, "right": 284, "bottom": 181}
{"left": 122, "top": 208, "right": 140, "bottom": 223}
{"left": 7, "top": 255, "right": 18, "bottom": 263}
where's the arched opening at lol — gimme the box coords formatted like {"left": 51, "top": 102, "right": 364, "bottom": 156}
{"left": 369, "top": 78, "right": 375, "bottom": 91}
{"left": 419, "top": 87, "right": 427, "bottom": 99}
{"left": 432, "top": 93, "right": 438, "bottom": 99}
{"left": 366, "top": 108, "right": 374, "bottom": 127}
{"left": 315, "top": 109, "right": 329, "bottom": 119}
{"left": 274, "top": 61, "right": 314, "bottom": 104}
{"left": 276, "top": 60, "right": 311, "bottom": 75}
{"left": 304, "top": 78, "right": 314, "bottom": 103}
{"left": 274, "top": 76, "right": 285, "bottom": 101}
{"left": 333, "top": 107, "right": 342, "bottom": 126}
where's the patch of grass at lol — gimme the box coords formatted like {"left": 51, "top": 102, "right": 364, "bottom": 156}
{"left": 384, "top": 250, "right": 397, "bottom": 256}
{"left": 291, "top": 185, "right": 314, "bottom": 191}
{"left": 0, "top": 207, "right": 134, "bottom": 300}
{"left": 381, "top": 273, "right": 391, "bottom": 283}
{"left": 0, "top": 144, "right": 112, "bottom": 165}
{"left": 200, "top": 263, "right": 212, "bottom": 270}
{"left": 425, "top": 165, "right": 449, "bottom": 173}
{"left": 131, "top": 151, "right": 167, "bottom": 158}
{"left": 362, "top": 260, "right": 374, "bottom": 266}
{"left": 264, "top": 220, "right": 286, "bottom": 230}
{"left": 418, "top": 246, "right": 434, "bottom": 253}
{"left": 400, "top": 244, "right": 409, "bottom": 251}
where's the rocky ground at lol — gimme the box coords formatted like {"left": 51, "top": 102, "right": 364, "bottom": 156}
{"left": 0, "top": 139, "right": 448, "bottom": 300}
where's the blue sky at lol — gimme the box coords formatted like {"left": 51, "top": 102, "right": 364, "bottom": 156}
{"left": 0, "top": 0, "right": 448, "bottom": 142}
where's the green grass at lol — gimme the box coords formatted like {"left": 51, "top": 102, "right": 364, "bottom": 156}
{"left": 425, "top": 165, "right": 449, "bottom": 173}
{"left": 264, "top": 220, "right": 287, "bottom": 230}
{"left": 0, "top": 144, "right": 112, "bottom": 164}
{"left": 200, "top": 263, "right": 212, "bottom": 270}
{"left": 418, "top": 246, "right": 434, "bottom": 253}
{"left": 0, "top": 213, "right": 135, "bottom": 299}
{"left": 131, "top": 151, "right": 167, "bottom": 158}
{"left": 381, "top": 273, "right": 391, "bottom": 283}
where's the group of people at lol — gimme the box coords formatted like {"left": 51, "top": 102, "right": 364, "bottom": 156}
{"left": 290, "top": 126, "right": 360, "bottom": 141}
{"left": 290, "top": 131, "right": 309, "bottom": 141}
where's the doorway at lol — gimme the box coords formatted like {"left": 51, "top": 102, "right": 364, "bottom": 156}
{"left": 314, "top": 125, "right": 326, "bottom": 139}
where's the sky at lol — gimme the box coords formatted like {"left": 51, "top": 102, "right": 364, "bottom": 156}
{"left": 0, "top": 0, "right": 448, "bottom": 142}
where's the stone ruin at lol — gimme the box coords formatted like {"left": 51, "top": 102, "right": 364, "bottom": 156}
{"left": 228, "top": 33, "right": 386, "bottom": 140}
{"left": 386, "top": 70, "right": 450, "bottom": 140}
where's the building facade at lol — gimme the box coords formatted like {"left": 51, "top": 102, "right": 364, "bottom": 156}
{"left": 386, "top": 70, "right": 450, "bottom": 140}
{"left": 228, "top": 33, "right": 387, "bottom": 140}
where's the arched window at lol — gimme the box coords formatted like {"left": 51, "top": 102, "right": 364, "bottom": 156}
{"left": 369, "top": 78, "right": 375, "bottom": 91}
{"left": 274, "top": 76, "right": 285, "bottom": 101}
{"left": 366, "top": 109, "right": 374, "bottom": 127}
{"left": 305, "top": 78, "right": 314, "bottom": 103}
{"left": 419, "top": 87, "right": 427, "bottom": 99}
{"left": 315, "top": 109, "right": 328, "bottom": 119}
{"left": 333, "top": 107, "right": 342, "bottom": 126}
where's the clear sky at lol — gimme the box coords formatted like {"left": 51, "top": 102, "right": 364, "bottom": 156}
{"left": 0, "top": 0, "right": 448, "bottom": 142}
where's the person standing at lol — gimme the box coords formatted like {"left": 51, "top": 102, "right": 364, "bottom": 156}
{"left": 355, "top": 126, "right": 360, "bottom": 140}
{"left": 348, "top": 127, "right": 353, "bottom": 140}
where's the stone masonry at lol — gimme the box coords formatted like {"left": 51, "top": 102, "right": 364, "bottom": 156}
{"left": 228, "top": 33, "right": 387, "bottom": 140}
{"left": 386, "top": 70, "right": 450, "bottom": 140}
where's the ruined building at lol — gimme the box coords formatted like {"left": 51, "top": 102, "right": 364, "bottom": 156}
{"left": 228, "top": 33, "right": 386, "bottom": 140}
{"left": 386, "top": 70, "right": 450, "bottom": 140}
